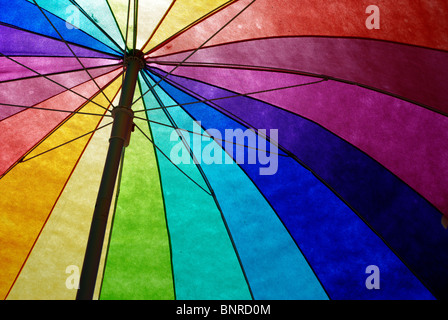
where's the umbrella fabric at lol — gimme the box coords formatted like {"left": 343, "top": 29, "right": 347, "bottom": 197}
{"left": 0, "top": 0, "right": 447, "bottom": 300}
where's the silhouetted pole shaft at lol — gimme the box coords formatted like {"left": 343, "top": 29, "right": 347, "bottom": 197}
{"left": 76, "top": 56, "right": 141, "bottom": 300}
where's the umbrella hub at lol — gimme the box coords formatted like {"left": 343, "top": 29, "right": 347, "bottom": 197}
{"left": 111, "top": 49, "right": 144, "bottom": 148}
{"left": 124, "top": 49, "right": 146, "bottom": 69}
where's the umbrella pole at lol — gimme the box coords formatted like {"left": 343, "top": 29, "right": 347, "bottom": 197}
{"left": 77, "top": 50, "right": 144, "bottom": 300}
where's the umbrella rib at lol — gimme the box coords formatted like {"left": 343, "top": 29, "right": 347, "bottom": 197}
{"left": 151, "top": 60, "right": 329, "bottom": 76}
{"left": 19, "top": 122, "right": 113, "bottom": 163}
{"left": 132, "top": 0, "right": 256, "bottom": 107}
{"left": 150, "top": 68, "right": 440, "bottom": 289}
{"left": 69, "top": 0, "right": 125, "bottom": 53}
{"left": 145, "top": 69, "right": 437, "bottom": 296}
{"left": 143, "top": 67, "right": 315, "bottom": 151}
{"left": 140, "top": 71, "right": 214, "bottom": 195}
{"left": 143, "top": 69, "right": 286, "bottom": 194}
{"left": 139, "top": 0, "right": 177, "bottom": 52}
{"left": 145, "top": 68, "right": 316, "bottom": 177}
{"left": 120, "top": 0, "right": 132, "bottom": 87}
{"left": 133, "top": 123, "right": 211, "bottom": 195}
{"left": 0, "top": 73, "right": 121, "bottom": 180}
{"left": 0, "top": 53, "right": 116, "bottom": 113}
{"left": 155, "top": 71, "right": 299, "bottom": 159}
{"left": 139, "top": 72, "right": 256, "bottom": 298}
{"left": 0, "top": 62, "right": 122, "bottom": 85}
{"left": 136, "top": 75, "right": 185, "bottom": 299}
{"left": 141, "top": 70, "right": 298, "bottom": 173}
{"left": 151, "top": 60, "right": 448, "bottom": 118}
{"left": 31, "top": 0, "right": 116, "bottom": 110}
{"left": 150, "top": 35, "right": 448, "bottom": 59}
{"left": 140, "top": 67, "right": 327, "bottom": 112}
{"left": 125, "top": 0, "right": 131, "bottom": 51}
{"left": 0, "top": 22, "right": 122, "bottom": 60}
{"left": 0, "top": 102, "right": 112, "bottom": 118}
{"left": 133, "top": 0, "right": 139, "bottom": 50}
{"left": 104, "top": 0, "right": 127, "bottom": 48}
{"left": 143, "top": 0, "right": 235, "bottom": 55}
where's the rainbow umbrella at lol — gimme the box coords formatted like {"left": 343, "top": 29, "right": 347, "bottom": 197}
{"left": 1, "top": 0, "right": 448, "bottom": 301}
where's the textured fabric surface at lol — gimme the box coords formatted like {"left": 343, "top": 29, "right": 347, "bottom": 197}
{"left": 1, "top": 0, "right": 447, "bottom": 301}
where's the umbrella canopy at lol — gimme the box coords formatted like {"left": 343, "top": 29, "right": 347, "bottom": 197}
{"left": 1, "top": 0, "right": 448, "bottom": 300}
